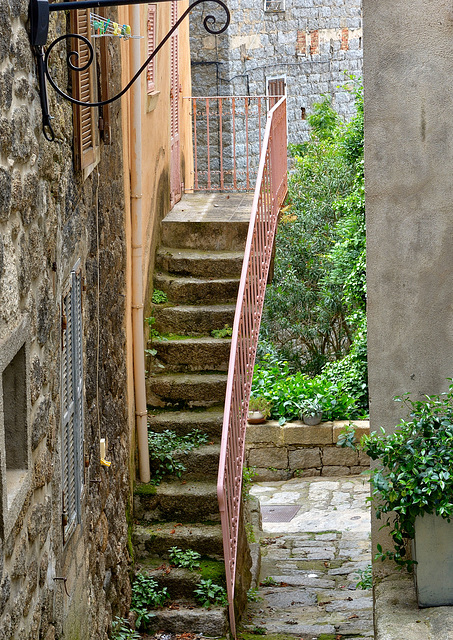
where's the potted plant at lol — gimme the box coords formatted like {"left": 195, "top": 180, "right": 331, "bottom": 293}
{"left": 342, "top": 384, "right": 453, "bottom": 607}
{"left": 247, "top": 396, "right": 272, "bottom": 424}
{"left": 298, "top": 398, "right": 323, "bottom": 425}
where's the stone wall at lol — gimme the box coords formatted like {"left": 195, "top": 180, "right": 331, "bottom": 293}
{"left": 0, "top": 3, "right": 131, "bottom": 639}
{"left": 245, "top": 420, "right": 369, "bottom": 481}
{"left": 190, "top": 0, "right": 363, "bottom": 147}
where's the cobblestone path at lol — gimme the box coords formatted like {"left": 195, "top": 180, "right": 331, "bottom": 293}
{"left": 244, "top": 476, "right": 373, "bottom": 640}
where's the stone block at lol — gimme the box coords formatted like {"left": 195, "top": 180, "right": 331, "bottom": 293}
{"left": 288, "top": 447, "right": 321, "bottom": 469}
{"left": 322, "top": 465, "right": 351, "bottom": 476}
{"left": 293, "top": 468, "right": 321, "bottom": 478}
{"left": 253, "top": 467, "right": 291, "bottom": 482}
{"left": 358, "top": 450, "right": 370, "bottom": 465}
{"left": 333, "top": 420, "right": 370, "bottom": 444}
{"left": 245, "top": 422, "right": 283, "bottom": 444}
{"left": 248, "top": 447, "right": 288, "bottom": 469}
{"left": 322, "top": 447, "right": 359, "bottom": 466}
{"left": 283, "top": 421, "right": 333, "bottom": 445}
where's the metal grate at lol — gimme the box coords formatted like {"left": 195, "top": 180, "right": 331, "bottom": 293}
{"left": 261, "top": 505, "right": 301, "bottom": 523}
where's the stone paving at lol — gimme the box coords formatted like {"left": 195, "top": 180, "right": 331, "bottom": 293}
{"left": 244, "top": 476, "right": 373, "bottom": 640}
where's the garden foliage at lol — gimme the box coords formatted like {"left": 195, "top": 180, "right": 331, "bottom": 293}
{"left": 255, "top": 80, "right": 367, "bottom": 416}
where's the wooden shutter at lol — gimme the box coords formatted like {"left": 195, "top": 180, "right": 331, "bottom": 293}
{"left": 147, "top": 4, "right": 157, "bottom": 94}
{"left": 71, "top": 8, "right": 97, "bottom": 169}
{"left": 61, "top": 268, "right": 84, "bottom": 543}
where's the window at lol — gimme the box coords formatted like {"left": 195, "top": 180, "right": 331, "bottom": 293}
{"left": 0, "top": 319, "right": 31, "bottom": 538}
{"left": 2, "top": 345, "right": 28, "bottom": 508}
{"left": 61, "top": 266, "right": 85, "bottom": 543}
{"left": 264, "top": 0, "right": 285, "bottom": 12}
{"left": 147, "top": 4, "right": 157, "bottom": 94}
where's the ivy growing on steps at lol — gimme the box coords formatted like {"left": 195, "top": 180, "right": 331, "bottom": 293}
{"left": 147, "top": 429, "right": 209, "bottom": 485}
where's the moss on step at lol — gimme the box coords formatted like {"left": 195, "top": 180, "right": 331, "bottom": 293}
{"left": 134, "top": 483, "right": 157, "bottom": 496}
{"left": 199, "top": 558, "right": 226, "bottom": 585}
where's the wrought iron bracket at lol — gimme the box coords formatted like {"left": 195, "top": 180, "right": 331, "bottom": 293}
{"left": 28, "top": 0, "right": 230, "bottom": 141}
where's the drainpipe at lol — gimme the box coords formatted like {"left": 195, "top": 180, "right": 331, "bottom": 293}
{"left": 130, "top": 3, "right": 150, "bottom": 483}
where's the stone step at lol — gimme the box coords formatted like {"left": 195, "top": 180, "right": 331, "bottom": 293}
{"left": 156, "top": 247, "right": 244, "bottom": 278}
{"left": 146, "top": 373, "right": 227, "bottom": 408}
{"left": 154, "top": 273, "right": 239, "bottom": 305}
{"left": 133, "top": 522, "right": 224, "bottom": 559}
{"left": 161, "top": 218, "right": 249, "bottom": 251}
{"left": 150, "top": 337, "right": 231, "bottom": 373}
{"left": 134, "top": 480, "right": 220, "bottom": 523}
{"left": 147, "top": 410, "right": 224, "bottom": 439}
{"left": 172, "top": 444, "right": 220, "bottom": 479}
{"left": 149, "top": 605, "right": 228, "bottom": 636}
{"left": 153, "top": 304, "right": 236, "bottom": 336}
{"left": 136, "top": 559, "right": 226, "bottom": 600}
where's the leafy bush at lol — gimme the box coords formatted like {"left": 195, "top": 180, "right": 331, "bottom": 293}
{"left": 343, "top": 385, "right": 453, "bottom": 570}
{"left": 148, "top": 429, "right": 209, "bottom": 485}
{"left": 259, "top": 79, "right": 366, "bottom": 390}
{"left": 194, "top": 579, "right": 228, "bottom": 608}
{"left": 168, "top": 546, "right": 201, "bottom": 571}
{"left": 111, "top": 617, "right": 141, "bottom": 640}
{"left": 151, "top": 289, "right": 168, "bottom": 304}
{"left": 250, "top": 354, "right": 361, "bottom": 423}
{"left": 131, "top": 573, "right": 169, "bottom": 630}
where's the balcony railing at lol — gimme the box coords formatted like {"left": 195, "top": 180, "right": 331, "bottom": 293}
{"left": 185, "top": 96, "right": 271, "bottom": 191}
{"left": 217, "top": 97, "right": 287, "bottom": 637}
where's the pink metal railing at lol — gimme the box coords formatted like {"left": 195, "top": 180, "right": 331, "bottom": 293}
{"left": 217, "top": 97, "right": 287, "bottom": 637}
{"left": 185, "top": 96, "right": 269, "bottom": 191}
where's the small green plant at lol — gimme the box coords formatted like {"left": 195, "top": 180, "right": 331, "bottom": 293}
{"left": 242, "top": 466, "right": 258, "bottom": 501}
{"left": 245, "top": 522, "right": 256, "bottom": 543}
{"left": 336, "top": 423, "right": 357, "bottom": 449}
{"left": 248, "top": 396, "right": 272, "bottom": 419}
{"left": 148, "top": 429, "right": 209, "bottom": 485}
{"left": 247, "top": 587, "right": 262, "bottom": 602}
{"left": 151, "top": 289, "right": 168, "bottom": 304}
{"left": 111, "top": 617, "right": 141, "bottom": 640}
{"left": 250, "top": 627, "right": 267, "bottom": 635}
{"left": 194, "top": 579, "right": 228, "bottom": 608}
{"left": 131, "top": 573, "right": 169, "bottom": 630}
{"left": 261, "top": 576, "right": 277, "bottom": 586}
{"left": 145, "top": 315, "right": 161, "bottom": 340}
{"left": 168, "top": 546, "right": 201, "bottom": 571}
{"left": 211, "top": 324, "right": 233, "bottom": 338}
{"left": 298, "top": 397, "right": 323, "bottom": 418}
{"left": 355, "top": 564, "right": 372, "bottom": 590}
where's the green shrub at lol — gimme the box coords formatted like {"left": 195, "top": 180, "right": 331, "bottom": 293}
{"left": 168, "top": 547, "right": 201, "bottom": 571}
{"left": 131, "top": 573, "right": 169, "bottom": 630}
{"left": 148, "top": 429, "right": 208, "bottom": 485}
{"left": 194, "top": 579, "right": 228, "bottom": 608}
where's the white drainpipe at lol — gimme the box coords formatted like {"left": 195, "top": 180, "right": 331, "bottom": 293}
{"left": 130, "top": 4, "right": 150, "bottom": 483}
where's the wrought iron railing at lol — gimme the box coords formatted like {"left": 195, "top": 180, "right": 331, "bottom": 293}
{"left": 185, "top": 96, "right": 273, "bottom": 191}
{"left": 216, "top": 97, "right": 287, "bottom": 637}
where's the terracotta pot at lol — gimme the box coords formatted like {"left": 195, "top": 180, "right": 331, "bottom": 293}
{"left": 247, "top": 411, "right": 266, "bottom": 424}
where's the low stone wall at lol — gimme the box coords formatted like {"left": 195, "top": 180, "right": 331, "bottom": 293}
{"left": 245, "top": 419, "right": 370, "bottom": 481}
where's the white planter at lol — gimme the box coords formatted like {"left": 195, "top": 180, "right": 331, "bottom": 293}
{"left": 247, "top": 411, "right": 266, "bottom": 424}
{"left": 413, "top": 513, "right": 453, "bottom": 607}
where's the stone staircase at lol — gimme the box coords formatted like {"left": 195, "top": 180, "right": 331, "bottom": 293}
{"left": 133, "top": 194, "right": 252, "bottom": 636}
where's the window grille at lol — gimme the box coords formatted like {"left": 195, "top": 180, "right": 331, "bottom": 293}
{"left": 264, "top": 0, "right": 285, "bottom": 12}
{"left": 61, "top": 267, "right": 84, "bottom": 542}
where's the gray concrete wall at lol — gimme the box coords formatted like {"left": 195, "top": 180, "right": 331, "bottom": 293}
{"left": 0, "top": 3, "right": 131, "bottom": 638}
{"left": 364, "top": 0, "right": 453, "bottom": 561}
